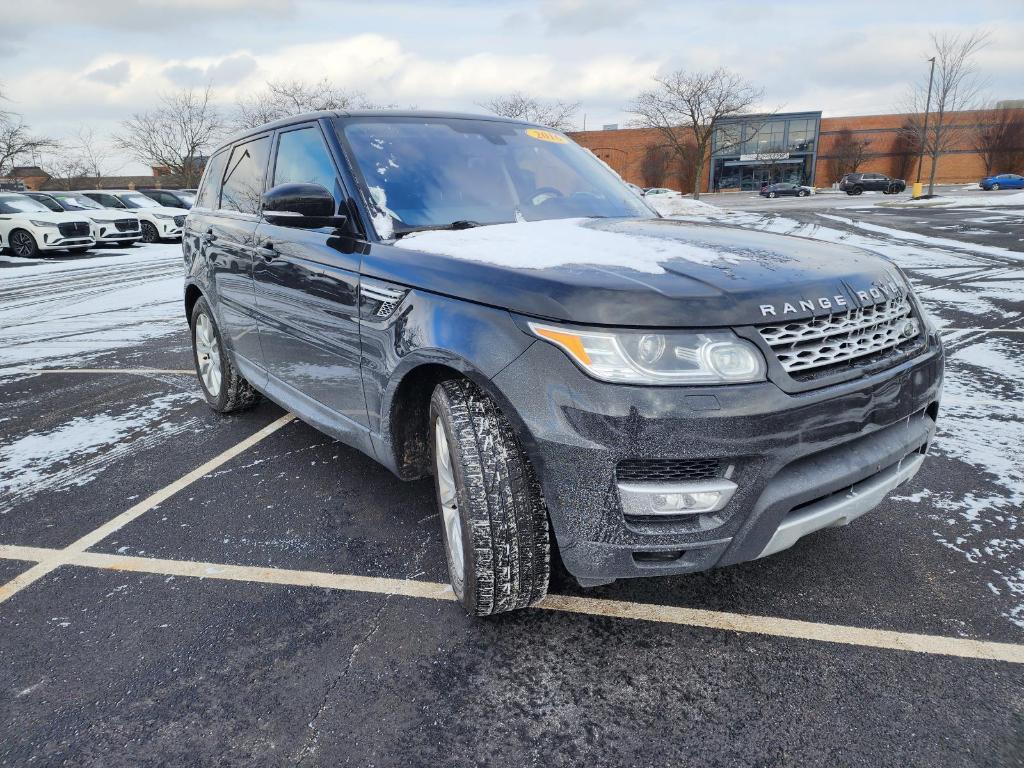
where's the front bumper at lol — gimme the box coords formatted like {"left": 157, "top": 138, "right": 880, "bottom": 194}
{"left": 39, "top": 236, "right": 95, "bottom": 251}
{"left": 492, "top": 333, "right": 943, "bottom": 584}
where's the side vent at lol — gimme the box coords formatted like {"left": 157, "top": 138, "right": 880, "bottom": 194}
{"left": 361, "top": 283, "right": 407, "bottom": 319}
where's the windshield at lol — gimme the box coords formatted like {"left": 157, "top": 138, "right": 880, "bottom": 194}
{"left": 177, "top": 192, "right": 196, "bottom": 207}
{"left": 0, "top": 195, "right": 53, "bottom": 214}
{"left": 53, "top": 194, "right": 103, "bottom": 211}
{"left": 119, "top": 193, "right": 161, "bottom": 209}
{"left": 338, "top": 117, "right": 652, "bottom": 235}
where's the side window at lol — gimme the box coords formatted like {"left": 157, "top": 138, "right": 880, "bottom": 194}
{"left": 272, "top": 127, "right": 339, "bottom": 197}
{"left": 221, "top": 137, "right": 271, "bottom": 215}
{"left": 195, "top": 151, "right": 229, "bottom": 210}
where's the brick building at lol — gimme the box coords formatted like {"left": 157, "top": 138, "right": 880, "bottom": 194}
{"left": 571, "top": 109, "right": 1024, "bottom": 192}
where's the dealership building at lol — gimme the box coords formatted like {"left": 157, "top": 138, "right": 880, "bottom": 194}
{"left": 571, "top": 108, "right": 1022, "bottom": 192}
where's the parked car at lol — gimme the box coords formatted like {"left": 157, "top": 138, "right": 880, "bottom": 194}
{"left": 624, "top": 182, "right": 644, "bottom": 197}
{"left": 76, "top": 190, "right": 186, "bottom": 242}
{"left": 0, "top": 192, "right": 95, "bottom": 257}
{"left": 979, "top": 173, "right": 1024, "bottom": 191}
{"left": 643, "top": 187, "right": 680, "bottom": 197}
{"left": 760, "top": 182, "right": 811, "bottom": 198}
{"left": 839, "top": 173, "right": 906, "bottom": 195}
{"left": 184, "top": 111, "right": 942, "bottom": 616}
{"left": 138, "top": 188, "right": 196, "bottom": 209}
{"left": 25, "top": 191, "right": 142, "bottom": 246}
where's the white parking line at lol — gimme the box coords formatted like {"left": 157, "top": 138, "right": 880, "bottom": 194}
{"left": 0, "top": 413, "right": 295, "bottom": 604}
{"left": 0, "top": 367, "right": 194, "bottom": 376}
{"left": 0, "top": 544, "right": 1021, "bottom": 665}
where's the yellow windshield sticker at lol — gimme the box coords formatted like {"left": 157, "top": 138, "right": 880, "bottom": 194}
{"left": 526, "top": 128, "right": 567, "bottom": 144}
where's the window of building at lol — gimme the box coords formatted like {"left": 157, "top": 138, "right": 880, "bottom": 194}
{"left": 787, "top": 118, "right": 816, "bottom": 152}
{"left": 195, "top": 151, "right": 229, "bottom": 210}
{"left": 743, "top": 121, "right": 786, "bottom": 154}
{"left": 221, "top": 137, "right": 271, "bottom": 215}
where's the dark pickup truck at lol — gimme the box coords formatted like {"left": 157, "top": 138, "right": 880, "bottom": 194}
{"left": 183, "top": 111, "right": 943, "bottom": 615}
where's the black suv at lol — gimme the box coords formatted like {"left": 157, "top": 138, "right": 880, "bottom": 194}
{"left": 839, "top": 172, "right": 906, "bottom": 195}
{"left": 139, "top": 188, "right": 195, "bottom": 209}
{"left": 184, "top": 111, "right": 943, "bottom": 615}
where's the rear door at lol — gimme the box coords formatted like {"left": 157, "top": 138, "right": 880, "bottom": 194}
{"left": 252, "top": 122, "right": 368, "bottom": 431}
{"left": 206, "top": 136, "right": 271, "bottom": 369}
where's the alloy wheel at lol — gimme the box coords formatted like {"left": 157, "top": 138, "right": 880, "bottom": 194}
{"left": 434, "top": 418, "right": 465, "bottom": 598}
{"left": 10, "top": 231, "right": 35, "bottom": 258}
{"left": 194, "top": 313, "right": 222, "bottom": 397}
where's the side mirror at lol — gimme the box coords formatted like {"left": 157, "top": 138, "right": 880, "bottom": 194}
{"left": 262, "top": 183, "right": 348, "bottom": 229}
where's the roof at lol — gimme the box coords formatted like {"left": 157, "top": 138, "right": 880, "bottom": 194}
{"left": 219, "top": 109, "right": 537, "bottom": 150}
{"left": 10, "top": 166, "right": 48, "bottom": 176}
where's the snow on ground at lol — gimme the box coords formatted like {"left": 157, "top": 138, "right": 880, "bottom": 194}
{"left": 0, "top": 390, "right": 203, "bottom": 514}
{"left": 0, "top": 243, "right": 185, "bottom": 371}
{"left": 879, "top": 191, "right": 1024, "bottom": 208}
{"left": 642, "top": 194, "right": 719, "bottom": 218}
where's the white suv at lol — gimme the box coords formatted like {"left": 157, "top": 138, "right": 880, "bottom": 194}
{"left": 25, "top": 192, "right": 142, "bottom": 246}
{"left": 77, "top": 189, "right": 185, "bottom": 243}
{"left": 0, "top": 192, "right": 95, "bottom": 257}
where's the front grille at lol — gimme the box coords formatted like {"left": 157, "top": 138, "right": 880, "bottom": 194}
{"left": 757, "top": 297, "right": 921, "bottom": 376}
{"left": 616, "top": 458, "right": 721, "bottom": 483}
{"left": 58, "top": 221, "right": 90, "bottom": 238}
{"left": 173, "top": 215, "right": 185, "bottom": 227}
{"left": 115, "top": 219, "right": 139, "bottom": 232}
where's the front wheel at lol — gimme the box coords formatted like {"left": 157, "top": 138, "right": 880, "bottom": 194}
{"left": 141, "top": 221, "right": 160, "bottom": 243}
{"left": 430, "top": 379, "right": 550, "bottom": 616}
{"left": 8, "top": 229, "right": 38, "bottom": 258}
{"left": 991, "top": 183, "right": 1001, "bottom": 191}
{"left": 798, "top": 190, "right": 808, "bottom": 197}
{"left": 190, "top": 297, "right": 260, "bottom": 413}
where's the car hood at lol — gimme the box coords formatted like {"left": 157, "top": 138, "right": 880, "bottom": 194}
{"left": 0, "top": 210, "right": 91, "bottom": 226}
{"left": 87, "top": 210, "right": 141, "bottom": 221}
{"left": 370, "top": 217, "right": 909, "bottom": 327}
{"left": 133, "top": 206, "right": 184, "bottom": 217}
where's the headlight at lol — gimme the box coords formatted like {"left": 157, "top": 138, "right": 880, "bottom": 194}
{"left": 153, "top": 213, "right": 174, "bottom": 220}
{"left": 528, "top": 322, "right": 767, "bottom": 385}
{"left": 30, "top": 220, "right": 58, "bottom": 227}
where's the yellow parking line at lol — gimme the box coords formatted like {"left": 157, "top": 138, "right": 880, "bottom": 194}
{"left": 1, "top": 544, "right": 1021, "bottom": 665}
{"left": 0, "top": 413, "right": 295, "bottom": 604}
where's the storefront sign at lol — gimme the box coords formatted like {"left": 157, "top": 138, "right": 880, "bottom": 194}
{"left": 739, "top": 152, "right": 791, "bottom": 162}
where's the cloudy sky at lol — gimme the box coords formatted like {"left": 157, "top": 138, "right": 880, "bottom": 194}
{"left": 2, "top": 0, "right": 1021, "bottom": 173}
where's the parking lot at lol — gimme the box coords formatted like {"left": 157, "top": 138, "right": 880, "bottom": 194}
{"left": 2, "top": 200, "right": 1023, "bottom": 766}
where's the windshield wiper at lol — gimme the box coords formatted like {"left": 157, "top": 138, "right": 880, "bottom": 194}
{"left": 392, "top": 220, "right": 483, "bottom": 239}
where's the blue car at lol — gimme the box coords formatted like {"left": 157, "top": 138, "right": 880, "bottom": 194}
{"left": 980, "top": 173, "right": 1024, "bottom": 190}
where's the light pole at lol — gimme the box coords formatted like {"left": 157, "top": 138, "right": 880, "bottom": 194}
{"left": 914, "top": 56, "right": 936, "bottom": 195}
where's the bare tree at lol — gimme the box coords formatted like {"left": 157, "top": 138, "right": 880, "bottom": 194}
{"left": 479, "top": 92, "right": 580, "bottom": 132}
{"left": 890, "top": 121, "right": 921, "bottom": 180}
{"left": 627, "top": 68, "right": 764, "bottom": 199}
{"left": 114, "top": 86, "right": 222, "bottom": 187}
{"left": 973, "top": 106, "right": 1024, "bottom": 176}
{"left": 232, "top": 79, "right": 379, "bottom": 131}
{"left": 824, "top": 128, "right": 871, "bottom": 182}
{"left": 0, "top": 87, "right": 56, "bottom": 175}
{"left": 903, "top": 31, "right": 989, "bottom": 195}
{"left": 639, "top": 143, "right": 673, "bottom": 187}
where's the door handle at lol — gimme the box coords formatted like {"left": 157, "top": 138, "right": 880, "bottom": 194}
{"left": 201, "top": 228, "right": 216, "bottom": 245}
{"left": 257, "top": 241, "right": 277, "bottom": 261}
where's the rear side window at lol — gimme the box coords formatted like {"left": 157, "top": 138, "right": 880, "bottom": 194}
{"left": 273, "top": 127, "right": 338, "bottom": 196}
{"left": 195, "top": 151, "right": 229, "bottom": 210}
{"left": 221, "top": 137, "right": 270, "bottom": 215}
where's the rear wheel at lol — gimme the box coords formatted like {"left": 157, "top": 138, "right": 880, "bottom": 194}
{"left": 141, "top": 221, "right": 160, "bottom": 243}
{"left": 9, "top": 229, "right": 38, "bottom": 258}
{"left": 190, "top": 296, "right": 260, "bottom": 413}
{"left": 429, "top": 379, "right": 549, "bottom": 616}
{"left": 767, "top": 191, "right": 777, "bottom": 198}
{"left": 851, "top": 186, "right": 864, "bottom": 196}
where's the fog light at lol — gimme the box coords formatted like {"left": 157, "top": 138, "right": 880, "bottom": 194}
{"left": 618, "top": 478, "right": 738, "bottom": 516}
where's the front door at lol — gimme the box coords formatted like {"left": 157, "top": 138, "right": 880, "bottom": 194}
{"left": 252, "top": 123, "right": 369, "bottom": 433}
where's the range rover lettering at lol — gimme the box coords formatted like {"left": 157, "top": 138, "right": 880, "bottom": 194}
{"left": 183, "top": 111, "right": 943, "bottom": 616}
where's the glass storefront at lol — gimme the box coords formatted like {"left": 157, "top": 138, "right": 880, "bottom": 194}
{"left": 710, "top": 112, "right": 821, "bottom": 191}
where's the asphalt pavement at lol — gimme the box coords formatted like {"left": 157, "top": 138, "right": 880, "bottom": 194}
{"left": 1, "top": 213, "right": 1022, "bottom": 766}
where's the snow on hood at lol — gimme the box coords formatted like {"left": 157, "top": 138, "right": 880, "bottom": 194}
{"left": 394, "top": 217, "right": 756, "bottom": 274}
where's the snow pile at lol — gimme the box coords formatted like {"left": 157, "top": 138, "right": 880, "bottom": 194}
{"left": 395, "top": 217, "right": 752, "bottom": 273}
{"left": 644, "top": 194, "right": 719, "bottom": 218}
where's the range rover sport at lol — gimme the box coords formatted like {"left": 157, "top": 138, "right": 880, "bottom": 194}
{"left": 183, "top": 111, "right": 943, "bottom": 616}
